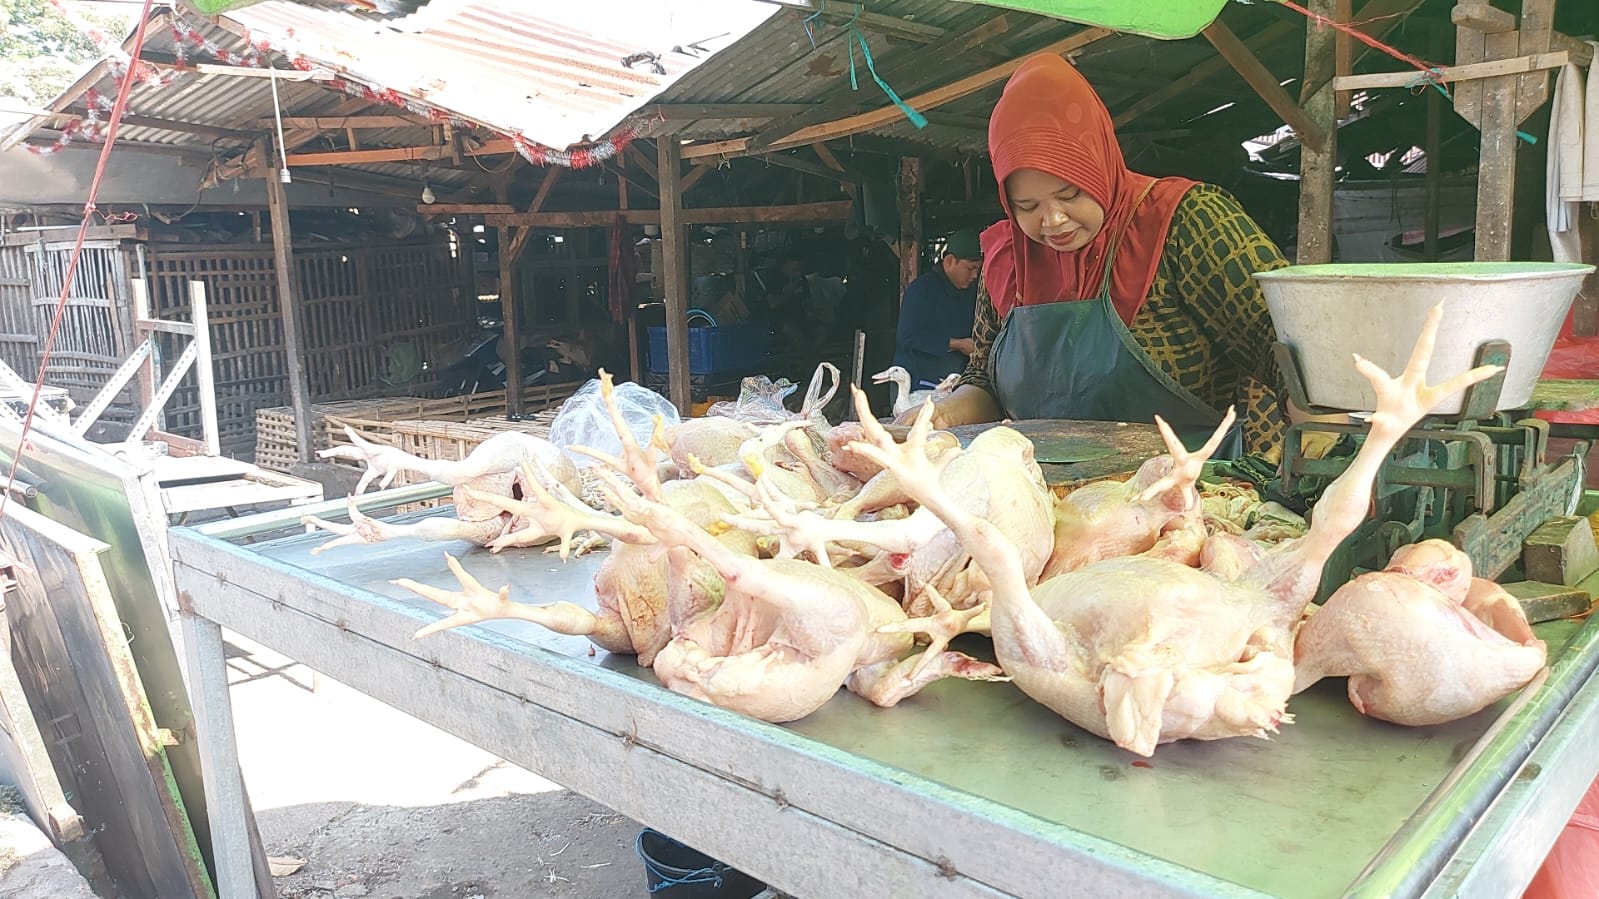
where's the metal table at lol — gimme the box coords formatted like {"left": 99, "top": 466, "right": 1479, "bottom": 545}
{"left": 171, "top": 488, "right": 1599, "bottom": 899}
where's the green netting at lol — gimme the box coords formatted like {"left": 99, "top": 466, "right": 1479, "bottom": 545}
{"left": 186, "top": 0, "right": 262, "bottom": 14}
{"left": 955, "top": 0, "right": 1260, "bottom": 39}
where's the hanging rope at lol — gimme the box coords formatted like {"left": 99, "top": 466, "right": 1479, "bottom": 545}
{"left": 801, "top": 1, "right": 925, "bottom": 129}
{"left": 0, "top": 0, "right": 159, "bottom": 523}
{"left": 843, "top": 4, "right": 927, "bottom": 129}
{"left": 1275, "top": 0, "right": 1440, "bottom": 76}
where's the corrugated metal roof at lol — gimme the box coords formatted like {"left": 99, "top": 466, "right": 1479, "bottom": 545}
{"left": 225, "top": 0, "right": 775, "bottom": 149}
{"left": 644, "top": 0, "right": 1313, "bottom": 160}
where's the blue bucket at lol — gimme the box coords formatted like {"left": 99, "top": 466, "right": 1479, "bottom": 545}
{"left": 636, "top": 829, "right": 765, "bottom": 898}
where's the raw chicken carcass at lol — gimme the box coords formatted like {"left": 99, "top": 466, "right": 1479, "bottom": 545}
{"left": 732, "top": 424, "right": 1055, "bottom": 616}
{"left": 593, "top": 465, "right": 1006, "bottom": 721}
{"left": 399, "top": 473, "right": 753, "bottom": 663}
{"left": 302, "top": 427, "right": 581, "bottom": 553}
{"left": 1292, "top": 539, "right": 1546, "bottom": 725}
{"left": 1042, "top": 410, "right": 1235, "bottom": 578}
{"left": 845, "top": 304, "right": 1502, "bottom": 755}
{"left": 660, "top": 416, "right": 758, "bottom": 473}
{"left": 398, "top": 373, "right": 755, "bottom": 664}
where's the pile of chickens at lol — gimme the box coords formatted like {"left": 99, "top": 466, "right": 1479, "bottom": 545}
{"left": 305, "top": 306, "right": 1548, "bottom": 757}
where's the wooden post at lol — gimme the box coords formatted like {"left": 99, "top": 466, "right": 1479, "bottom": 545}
{"left": 657, "top": 138, "right": 691, "bottom": 414}
{"left": 1424, "top": 82, "right": 1442, "bottom": 262}
{"left": 1472, "top": 48, "right": 1520, "bottom": 261}
{"left": 264, "top": 159, "right": 315, "bottom": 463}
{"left": 188, "top": 282, "right": 220, "bottom": 456}
{"left": 180, "top": 613, "right": 262, "bottom": 899}
{"left": 1451, "top": 0, "right": 1553, "bottom": 261}
{"left": 1576, "top": 227, "right": 1599, "bottom": 337}
{"left": 897, "top": 157, "right": 924, "bottom": 304}
{"left": 496, "top": 225, "right": 525, "bottom": 418}
{"left": 1295, "top": 0, "right": 1339, "bottom": 264}
{"left": 1334, "top": 0, "right": 1353, "bottom": 118}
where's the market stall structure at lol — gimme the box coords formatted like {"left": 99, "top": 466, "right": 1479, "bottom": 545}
{"left": 3, "top": 0, "right": 1599, "bottom": 897}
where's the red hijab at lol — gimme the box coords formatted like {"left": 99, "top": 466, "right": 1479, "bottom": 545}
{"left": 982, "top": 54, "right": 1196, "bottom": 323}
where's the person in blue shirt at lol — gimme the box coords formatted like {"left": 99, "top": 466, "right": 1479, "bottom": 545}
{"left": 892, "top": 229, "right": 982, "bottom": 389}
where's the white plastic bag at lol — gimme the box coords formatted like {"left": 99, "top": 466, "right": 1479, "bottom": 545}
{"left": 706, "top": 362, "right": 840, "bottom": 430}
{"left": 707, "top": 376, "right": 799, "bottom": 425}
{"left": 549, "top": 378, "right": 680, "bottom": 468}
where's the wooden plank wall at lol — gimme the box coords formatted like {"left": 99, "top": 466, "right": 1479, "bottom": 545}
{"left": 0, "top": 235, "right": 470, "bottom": 458}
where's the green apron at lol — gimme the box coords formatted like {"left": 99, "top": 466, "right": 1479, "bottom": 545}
{"left": 986, "top": 246, "right": 1242, "bottom": 460}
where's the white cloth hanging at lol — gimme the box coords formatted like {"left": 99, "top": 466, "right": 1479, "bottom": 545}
{"left": 1584, "top": 41, "right": 1599, "bottom": 201}
{"left": 1547, "top": 50, "right": 1593, "bottom": 263}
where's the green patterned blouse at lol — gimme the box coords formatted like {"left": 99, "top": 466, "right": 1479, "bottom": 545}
{"left": 959, "top": 183, "right": 1290, "bottom": 457}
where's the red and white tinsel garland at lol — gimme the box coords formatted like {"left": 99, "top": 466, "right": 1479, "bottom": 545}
{"left": 31, "top": 8, "right": 645, "bottom": 169}
{"left": 26, "top": 57, "right": 176, "bottom": 155}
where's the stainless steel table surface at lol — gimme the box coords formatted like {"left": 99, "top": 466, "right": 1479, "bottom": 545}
{"left": 174, "top": 496, "right": 1599, "bottom": 898}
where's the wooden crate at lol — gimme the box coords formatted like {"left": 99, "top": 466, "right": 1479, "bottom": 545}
{"left": 392, "top": 410, "right": 561, "bottom": 469}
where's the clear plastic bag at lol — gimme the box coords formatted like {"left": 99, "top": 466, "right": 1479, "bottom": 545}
{"left": 706, "top": 362, "right": 841, "bottom": 430}
{"left": 548, "top": 378, "right": 680, "bottom": 468}
{"left": 707, "top": 376, "right": 800, "bottom": 426}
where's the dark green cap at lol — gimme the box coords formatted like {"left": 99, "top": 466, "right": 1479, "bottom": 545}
{"left": 943, "top": 229, "right": 982, "bottom": 261}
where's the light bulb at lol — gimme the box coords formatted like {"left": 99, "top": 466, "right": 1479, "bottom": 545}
{"left": 421, "top": 184, "right": 436, "bottom": 204}
{"left": 278, "top": 167, "right": 292, "bottom": 184}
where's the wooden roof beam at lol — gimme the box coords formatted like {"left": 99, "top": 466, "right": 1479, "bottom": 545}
{"left": 758, "top": 2, "right": 945, "bottom": 43}
{"left": 286, "top": 145, "right": 452, "bottom": 166}
{"left": 645, "top": 103, "right": 820, "bottom": 120}
{"left": 257, "top": 115, "right": 433, "bottom": 130}
{"left": 525, "top": 166, "right": 560, "bottom": 213}
{"left": 1112, "top": 20, "right": 1300, "bottom": 128}
{"left": 1203, "top": 21, "right": 1326, "bottom": 148}
{"left": 53, "top": 108, "right": 257, "bottom": 142}
{"left": 682, "top": 28, "right": 1112, "bottom": 161}
{"left": 483, "top": 199, "right": 854, "bottom": 228}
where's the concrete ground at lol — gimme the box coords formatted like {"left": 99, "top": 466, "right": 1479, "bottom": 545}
{"left": 225, "top": 634, "right": 652, "bottom": 899}
{"left": 0, "top": 787, "right": 98, "bottom": 899}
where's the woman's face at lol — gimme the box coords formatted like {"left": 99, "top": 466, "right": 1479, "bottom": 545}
{"left": 1004, "top": 168, "right": 1105, "bottom": 253}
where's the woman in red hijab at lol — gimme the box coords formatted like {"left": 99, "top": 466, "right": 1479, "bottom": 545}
{"left": 920, "top": 52, "right": 1291, "bottom": 458}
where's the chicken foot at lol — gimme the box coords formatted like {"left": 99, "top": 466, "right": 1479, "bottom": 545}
{"left": 302, "top": 497, "right": 508, "bottom": 555}
{"left": 395, "top": 553, "right": 633, "bottom": 651}
{"left": 845, "top": 393, "right": 1063, "bottom": 669}
{"left": 470, "top": 460, "right": 655, "bottom": 557}
{"left": 1244, "top": 304, "right": 1504, "bottom": 618}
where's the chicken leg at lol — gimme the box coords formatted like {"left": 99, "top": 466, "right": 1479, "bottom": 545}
{"left": 394, "top": 553, "right": 634, "bottom": 651}
{"left": 302, "top": 497, "right": 508, "bottom": 555}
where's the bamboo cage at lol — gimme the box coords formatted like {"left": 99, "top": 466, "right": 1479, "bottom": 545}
{"left": 147, "top": 238, "right": 475, "bottom": 458}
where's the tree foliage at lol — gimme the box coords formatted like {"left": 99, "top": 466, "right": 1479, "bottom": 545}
{"left": 0, "top": 0, "right": 102, "bottom": 61}
{"left": 0, "top": 0, "right": 131, "bottom": 105}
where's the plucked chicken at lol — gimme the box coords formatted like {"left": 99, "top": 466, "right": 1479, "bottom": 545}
{"left": 397, "top": 373, "right": 754, "bottom": 665}
{"left": 303, "top": 427, "right": 580, "bottom": 553}
{"left": 1293, "top": 539, "right": 1546, "bottom": 725}
{"left": 844, "top": 304, "right": 1501, "bottom": 755}
{"left": 590, "top": 466, "right": 1003, "bottom": 721}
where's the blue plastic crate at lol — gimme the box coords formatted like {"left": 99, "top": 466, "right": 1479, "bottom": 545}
{"left": 647, "top": 323, "right": 770, "bottom": 375}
